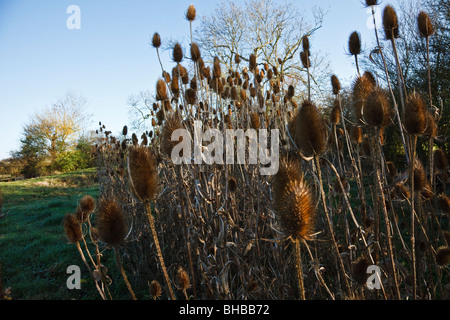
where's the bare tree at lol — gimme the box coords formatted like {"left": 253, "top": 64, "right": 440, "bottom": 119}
{"left": 195, "top": 0, "right": 330, "bottom": 101}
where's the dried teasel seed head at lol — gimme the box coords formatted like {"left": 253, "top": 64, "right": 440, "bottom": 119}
{"left": 383, "top": 5, "right": 399, "bottom": 40}
{"left": 63, "top": 214, "right": 82, "bottom": 243}
{"left": 161, "top": 112, "right": 184, "bottom": 158}
{"left": 190, "top": 42, "right": 201, "bottom": 62}
{"left": 77, "top": 195, "right": 96, "bottom": 222}
{"left": 404, "top": 92, "right": 426, "bottom": 135}
{"left": 352, "top": 256, "right": 371, "bottom": 285}
{"left": 150, "top": 280, "right": 162, "bottom": 298}
{"left": 294, "top": 100, "right": 327, "bottom": 157}
{"left": 250, "top": 112, "right": 260, "bottom": 129}
{"left": 228, "top": 176, "right": 237, "bottom": 192}
{"left": 411, "top": 158, "right": 428, "bottom": 191}
{"left": 156, "top": 78, "right": 167, "bottom": 101}
{"left": 331, "top": 75, "right": 341, "bottom": 95}
{"left": 175, "top": 266, "right": 190, "bottom": 291}
{"left": 171, "top": 75, "right": 180, "bottom": 96}
{"left": 151, "top": 32, "right": 161, "bottom": 48}
{"left": 330, "top": 99, "right": 341, "bottom": 125}
{"left": 352, "top": 74, "right": 375, "bottom": 102}
{"left": 287, "top": 85, "right": 295, "bottom": 99}
{"left": 128, "top": 146, "right": 159, "bottom": 202}
{"left": 423, "top": 111, "right": 437, "bottom": 138}
{"left": 435, "top": 246, "right": 450, "bottom": 267}
{"left": 273, "top": 158, "right": 316, "bottom": 241}
{"left": 418, "top": 11, "right": 435, "bottom": 38}
{"left": 363, "top": 87, "right": 391, "bottom": 127}
{"left": 97, "top": 196, "right": 127, "bottom": 246}
{"left": 185, "top": 4, "right": 196, "bottom": 21}
{"left": 350, "top": 126, "right": 363, "bottom": 144}
{"left": 234, "top": 53, "right": 241, "bottom": 64}
{"left": 185, "top": 88, "right": 197, "bottom": 105}
{"left": 394, "top": 182, "right": 411, "bottom": 200}
{"left": 434, "top": 149, "right": 449, "bottom": 171}
{"left": 213, "top": 56, "right": 221, "bottom": 78}
{"left": 365, "top": 0, "right": 378, "bottom": 6}
{"left": 349, "top": 31, "right": 361, "bottom": 56}
{"left": 172, "top": 42, "right": 183, "bottom": 63}
{"left": 249, "top": 53, "right": 257, "bottom": 71}
{"left": 300, "top": 51, "right": 310, "bottom": 68}
{"left": 437, "top": 194, "right": 450, "bottom": 214}
{"left": 302, "top": 36, "right": 310, "bottom": 51}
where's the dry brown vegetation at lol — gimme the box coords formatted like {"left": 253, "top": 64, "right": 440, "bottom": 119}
{"left": 63, "top": 2, "right": 449, "bottom": 300}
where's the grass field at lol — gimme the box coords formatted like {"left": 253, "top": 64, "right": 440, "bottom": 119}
{"left": 0, "top": 168, "right": 138, "bottom": 300}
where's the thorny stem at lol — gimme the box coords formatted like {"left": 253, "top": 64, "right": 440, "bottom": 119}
{"left": 313, "top": 155, "right": 352, "bottom": 298}
{"left": 145, "top": 201, "right": 176, "bottom": 300}
{"left": 294, "top": 240, "right": 306, "bottom": 300}
{"left": 410, "top": 135, "right": 417, "bottom": 300}
{"left": 76, "top": 242, "right": 107, "bottom": 300}
{"left": 114, "top": 246, "right": 137, "bottom": 300}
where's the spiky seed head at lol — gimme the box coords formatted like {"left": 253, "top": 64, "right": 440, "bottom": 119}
{"left": 331, "top": 75, "right": 341, "bottom": 95}
{"left": 151, "top": 32, "right": 161, "bottom": 48}
{"left": 175, "top": 266, "right": 190, "bottom": 291}
{"left": 77, "top": 195, "right": 96, "bottom": 222}
{"left": 63, "top": 214, "right": 82, "bottom": 243}
{"left": 300, "top": 51, "right": 310, "bottom": 68}
{"left": 249, "top": 53, "right": 257, "bottom": 71}
{"left": 228, "top": 176, "right": 237, "bottom": 192}
{"left": 434, "top": 149, "right": 449, "bottom": 171}
{"left": 404, "top": 92, "right": 426, "bottom": 135}
{"left": 171, "top": 76, "right": 180, "bottom": 97}
{"left": 436, "top": 246, "right": 450, "bottom": 266}
{"left": 273, "top": 158, "right": 316, "bottom": 241}
{"left": 349, "top": 31, "right": 361, "bottom": 55}
{"left": 250, "top": 112, "right": 260, "bottom": 129}
{"left": 185, "top": 88, "right": 197, "bottom": 105}
{"left": 411, "top": 158, "right": 428, "bottom": 191}
{"left": 150, "top": 280, "right": 162, "bottom": 298}
{"left": 295, "top": 100, "right": 327, "bottom": 157}
{"left": 302, "top": 36, "right": 310, "bottom": 51}
{"left": 234, "top": 53, "right": 241, "bottom": 64}
{"left": 418, "top": 11, "right": 434, "bottom": 37}
{"left": 363, "top": 87, "right": 391, "bottom": 127}
{"left": 394, "top": 182, "right": 411, "bottom": 200}
{"left": 172, "top": 43, "right": 183, "bottom": 63}
{"left": 128, "top": 146, "right": 159, "bottom": 202}
{"left": 156, "top": 79, "right": 167, "bottom": 101}
{"left": 423, "top": 111, "right": 437, "bottom": 138}
{"left": 330, "top": 99, "right": 341, "bottom": 125}
{"left": 437, "top": 194, "right": 450, "bottom": 214}
{"left": 161, "top": 112, "right": 184, "bottom": 158}
{"left": 213, "top": 56, "right": 221, "bottom": 78}
{"left": 287, "top": 85, "right": 295, "bottom": 99}
{"left": 350, "top": 126, "right": 363, "bottom": 144}
{"left": 352, "top": 74, "right": 375, "bottom": 102}
{"left": 383, "top": 5, "right": 399, "bottom": 40}
{"left": 185, "top": 4, "right": 196, "bottom": 21}
{"left": 363, "top": 71, "right": 377, "bottom": 86}
{"left": 97, "top": 196, "right": 127, "bottom": 246}
{"left": 352, "top": 256, "right": 371, "bottom": 285}
{"left": 190, "top": 42, "right": 201, "bottom": 62}
{"left": 365, "top": 0, "right": 378, "bottom": 6}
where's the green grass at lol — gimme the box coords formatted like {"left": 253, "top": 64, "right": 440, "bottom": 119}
{"left": 0, "top": 168, "right": 109, "bottom": 300}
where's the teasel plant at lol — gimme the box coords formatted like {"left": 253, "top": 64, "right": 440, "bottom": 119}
{"left": 127, "top": 144, "right": 176, "bottom": 300}
{"left": 367, "top": 1, "right": 409, "bottom": 164}
{"left": 63, "top": 213, "right": 107, "bottom": 300}
{"left": 403, "top": 91, "right": 428, "bottom": 300}
{"left": 96, "top": 195, "right": 137, "bottom": 300}
{"left": 272, "top": 157, "right": 317, "bottom": 299}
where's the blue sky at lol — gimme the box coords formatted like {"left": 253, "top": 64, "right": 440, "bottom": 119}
{"left": 0, "top": 0, "right": 395, "bottom": 160}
